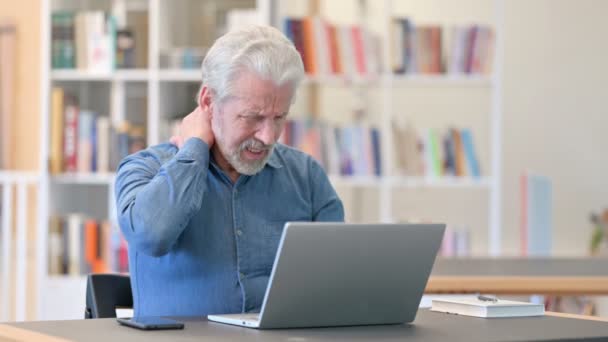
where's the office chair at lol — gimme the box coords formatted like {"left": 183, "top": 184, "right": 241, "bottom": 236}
{"left": 84, "top": 273, "right": 133, "bottom": 319}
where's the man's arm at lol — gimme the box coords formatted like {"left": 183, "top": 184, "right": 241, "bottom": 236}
{"left": 309, "top": 158, "right": 345, "bottom": 222}
{"left": 115, "top": 138, "right": 209, "bottom": 257}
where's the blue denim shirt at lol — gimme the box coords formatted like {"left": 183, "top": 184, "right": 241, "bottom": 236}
{"left": 115, "top": 138, "right": 344, "bottom": 317}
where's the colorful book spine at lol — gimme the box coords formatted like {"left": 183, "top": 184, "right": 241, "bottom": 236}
{"left": 48, "top": 215, "right": 126, "bottom": 275}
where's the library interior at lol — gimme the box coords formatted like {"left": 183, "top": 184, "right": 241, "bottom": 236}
{"left": 0, "top": 0, "right": 608, "bottom": 341}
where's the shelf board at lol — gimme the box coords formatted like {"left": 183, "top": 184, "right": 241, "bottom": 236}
{"left": 50, "top": 70, "right": 490, "bottom": 86}
{"left": 51, "top": 173, "right": 116, "bottom": 185}
{"left": 391, "top": 74, "right": 493, "bottom": 87}
{"left": 329, "top": 175, "right": 491, "bottom": 188}
{"left": 329, "top": 175, "right": 383, "bottom": 187}
{"left": 46, "top": 274, "right": 86, "bottom": 282}
{"left": 303, "top": 74, "right": 381, "bottom": 86}
{"left": 301, "top": 73, "right": 491, "bottom": 87}
{"left": 158, "top": 69, "right": 201, "bottom": 82}
{"left": 0, "top": 171, "right": 40, "bottom": 183}
{"left": 389, "top": 176, "right": 492, "bottom": 188}
{"left": 51, "top": 69, "right": 149, "bottom": 81}
{"left": 47, "top": 173, "right": 489, "bottom": 188}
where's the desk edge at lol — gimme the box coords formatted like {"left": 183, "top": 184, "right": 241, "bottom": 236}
{"left": 0, "top": 323, "right": 72, "bottom": 342}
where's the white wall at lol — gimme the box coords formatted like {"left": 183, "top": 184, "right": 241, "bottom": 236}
{"left": 502, "top": 0, "right": 608, "bottom": 255}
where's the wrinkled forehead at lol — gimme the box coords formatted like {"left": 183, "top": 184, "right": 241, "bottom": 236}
{"left": 228, "top": 72, "right": 295, "bottom": 112}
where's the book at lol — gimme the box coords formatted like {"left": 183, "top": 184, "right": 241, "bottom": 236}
{"left": 431, "top": 297, "right": 545, "bottom": 318}
{"left": 520, "top": 172, "right": 552, "bottom": 256}
{"left": 48, "top": 215, "right": 124, "bottom": 275}
{"left": 51, "top": 11, "right": 75, "bottom": 68}
{"left": 115, "top": 29, "right": 135, "bottom": 68}
{"left": 283, "top": 17, "right": 383, "bottom": 77}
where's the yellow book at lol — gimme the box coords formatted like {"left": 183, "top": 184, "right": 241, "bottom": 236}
{"left": 50, "top": 87, "right": 64, "bottom": 174}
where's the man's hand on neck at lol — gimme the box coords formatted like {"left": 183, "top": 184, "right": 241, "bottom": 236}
{"left": 170, "top": 106, "right": 215, "bottom": 149}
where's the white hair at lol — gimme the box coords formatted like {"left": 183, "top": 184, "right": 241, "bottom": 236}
{"left": 198, "top": 25, "right": 305, "bottom": 103}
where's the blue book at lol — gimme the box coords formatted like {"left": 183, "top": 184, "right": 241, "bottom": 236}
{"left": 283, "top": 18, "right": 294, "bottom": 43}
{"left": 460, "top": 128, "right": 480, "bottom": 178}
{"left": 523, "top": 173, "right": 552, "bottom": 256}
{"left": 370, "top": 128, "right": 382, "bottom": 176}
{"left": 339, "top": 126, "right": 353, "bottom": 176}
{"left": 90, "top": 114, "right": 98, "bottom": 172}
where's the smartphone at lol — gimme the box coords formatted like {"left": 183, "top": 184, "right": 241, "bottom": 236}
{"left": 116, "top": 316, "right": 184, "bottom": 330}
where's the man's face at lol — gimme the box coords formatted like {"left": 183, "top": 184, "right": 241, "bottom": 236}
{"left": 211, "top": 71, "right": 294, "bottom": 175}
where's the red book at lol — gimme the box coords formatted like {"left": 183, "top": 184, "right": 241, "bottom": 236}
{"left": 63, "top": 97, "right": 79, "bottom": 172}
{"left": 326, "top": 24, "right": 341, "bottom": 74}
{"left": 350, "top": 26, "right": 366, "bottom": 75}
{"left": 289, "top": 19, "right": 308, "bottom": 74}
{"left": 302, "top": 17, "right": 317, "bottom": 75}
{"left": 520, "top": 173, "right": 528, "bottom": 256}
{"left": 84, "top": 219, "right": 100, "bottom": 272}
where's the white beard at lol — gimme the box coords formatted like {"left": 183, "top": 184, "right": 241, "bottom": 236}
{"left": 212, "top": 116, "right": 274, "bottom": 175}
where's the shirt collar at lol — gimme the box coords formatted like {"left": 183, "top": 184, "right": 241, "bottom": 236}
{"left": 266, "top": 147, "right": 283, "bottom": 169}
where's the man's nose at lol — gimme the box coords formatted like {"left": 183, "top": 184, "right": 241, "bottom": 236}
{"left": 255, "top": 119, "right": 276, "bottom": 146}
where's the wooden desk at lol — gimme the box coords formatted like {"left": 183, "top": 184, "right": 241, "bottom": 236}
{"left": 427, "top": 257, "right": 608, "bottom": 295}
{"left": 1, "top": 310, "right": 608, "bottom": 342}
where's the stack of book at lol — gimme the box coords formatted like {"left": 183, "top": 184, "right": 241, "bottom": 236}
{"left": 51, "top": 10, "right": 148, "bottom": 70}
{"left": 283, "top": 16, "right": 383, "bottom": 77}
{"left": 280, "top": 119, "right": 382, "bottom": 177}
{"left": 392, "top": 121, "right": 481, "bottom": 178}
{"left": 49, "top": 87, "right": 146, "bottom": 174}
{"left": 390, "top": 18, "right": 494, "bottom": 75}
{"left": 48, "top": 215, "right": 129, "bottom": 276}
{"left": 439, "top": 226, "right": 471, "bottom": 257}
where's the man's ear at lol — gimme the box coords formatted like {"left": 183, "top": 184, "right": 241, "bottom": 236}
{"left": 198, "top": 86, "right": 214, "bottom": 118}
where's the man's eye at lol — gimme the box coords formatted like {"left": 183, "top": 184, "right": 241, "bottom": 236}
{"left": 241, "top": 115, "right": 257, "bottom": 122}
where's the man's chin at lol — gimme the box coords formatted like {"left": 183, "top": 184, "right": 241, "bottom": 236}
{"left": 232, "top": 153, "right": 271, "bottom": 175}
{"left": 233, "top": 162, "right": 266, "bottom": 175}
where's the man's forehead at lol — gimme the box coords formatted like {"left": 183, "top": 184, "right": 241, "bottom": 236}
{"left": 233, "top": 91, "right": 292, "bottom": 112}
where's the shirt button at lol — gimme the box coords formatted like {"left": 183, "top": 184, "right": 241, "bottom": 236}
{"left": 236, "top": 230, "right": 243, "bottom": 236}
{"left": 239, "top": 272, "right": 245, "bottom": 279}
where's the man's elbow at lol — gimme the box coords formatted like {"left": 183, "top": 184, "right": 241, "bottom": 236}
{"left": 119, "top": 215, "right": 175, "bottom": 257}
{"left": 135, "top": 236, "right": 173, "bottom": 257}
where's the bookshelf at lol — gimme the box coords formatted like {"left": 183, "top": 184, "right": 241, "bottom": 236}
{"left": 278, "top": 0, "right": 503, "bottom": 256}
{"left": 36, "top": 0, "right": 503, "bottom": 320}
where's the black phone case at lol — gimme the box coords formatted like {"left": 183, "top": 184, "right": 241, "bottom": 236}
{"left": 117, "top": 317, "right": 184, "bottom": 330}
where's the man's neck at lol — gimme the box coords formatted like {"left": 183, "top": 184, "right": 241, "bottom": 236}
{"left": 211, "top": 144, "right": 240, "bottom": 183}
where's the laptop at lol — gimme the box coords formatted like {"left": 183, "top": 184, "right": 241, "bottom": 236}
{"left": 207, "top": 222, "right": 445, "bottom": 329}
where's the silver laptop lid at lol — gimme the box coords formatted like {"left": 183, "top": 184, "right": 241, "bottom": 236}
{"left": 258, "top": 223, "right": 445, "bottom": 328}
